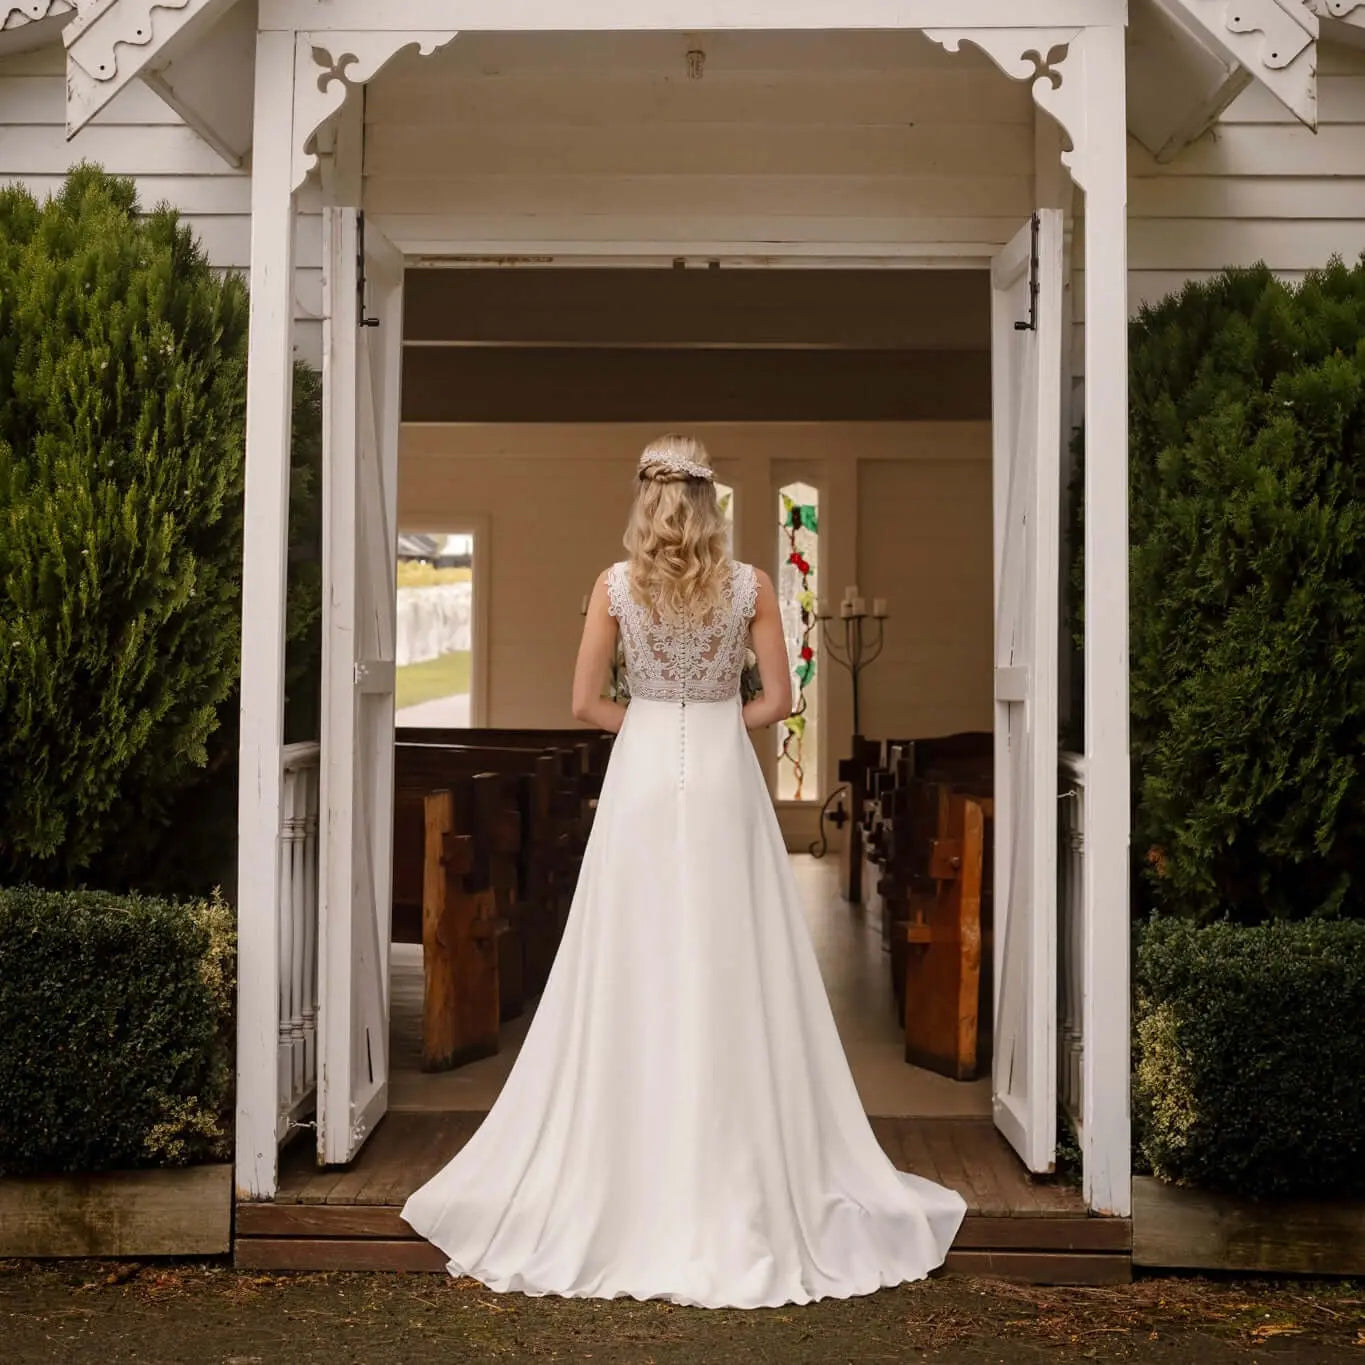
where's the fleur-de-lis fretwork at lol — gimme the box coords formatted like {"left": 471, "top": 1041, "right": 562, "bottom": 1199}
{"left": 312, "top": 45, "right": 361, "bottom": 95}
{"left": 1020, "top": 43, "right": 1070, "bottom": 90}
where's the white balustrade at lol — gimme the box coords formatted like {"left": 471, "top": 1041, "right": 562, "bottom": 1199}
{"left": 1057, "top": 750, "right": 1086, "bottom": 1138}
{"left": 278, "top": 742, "right": 320, "bottom": 1142}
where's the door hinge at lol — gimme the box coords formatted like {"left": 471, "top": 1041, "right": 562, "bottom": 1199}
{"left": 354, "top": 659, "right": 396, "bottom": 693}
{"left": 357, "top": 210, "right": 380, "bottom": 329}
{"left": 1015, "top": 212, "right": 1040, "bottom": 332}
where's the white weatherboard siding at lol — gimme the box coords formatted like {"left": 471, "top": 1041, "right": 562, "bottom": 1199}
{"left": 1072, "top": 42, "right": 1365, "bottom": 379}
{"left": 362, "top": 31, "right": 1037, "bottom": 258}
{"left": 0, "top": 41, "right": 323, "bottom": 365}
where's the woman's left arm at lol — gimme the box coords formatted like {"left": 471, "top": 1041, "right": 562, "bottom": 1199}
{"left": 571, "top": 570, "right": 628, "bottom": 733}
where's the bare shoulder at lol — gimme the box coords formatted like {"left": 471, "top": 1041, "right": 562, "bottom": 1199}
{"left": 746, "top": 564, "right": 776, "bottom": 598}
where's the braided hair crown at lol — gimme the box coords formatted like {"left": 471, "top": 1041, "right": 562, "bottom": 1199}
{"left": 637, "top": 432, "right": 715, "bottom": 484}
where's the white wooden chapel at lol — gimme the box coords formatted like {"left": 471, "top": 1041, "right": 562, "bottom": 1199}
{"left": 8, "top": 0, "right": 1363, "bottom": 1226}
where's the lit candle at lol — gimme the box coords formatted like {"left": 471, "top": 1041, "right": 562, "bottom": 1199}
{"left": 844, "top": 584, "right": 859, "bottom": 604}
{"left": 872, "top": 597, "right": 888, "bottom": 619}
{"left": 850, "top": 596, "right": 867, "bottom": 617}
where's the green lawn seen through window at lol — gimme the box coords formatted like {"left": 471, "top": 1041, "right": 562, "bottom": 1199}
{"left": 395, "top": 651, "right": 472, "bottom": 710}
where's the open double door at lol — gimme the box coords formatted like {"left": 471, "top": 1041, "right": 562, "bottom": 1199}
{"left": 312, "top": 208, "right": 1066, "bottom": 1178}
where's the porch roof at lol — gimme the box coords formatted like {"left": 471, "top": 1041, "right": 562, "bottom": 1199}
{"left": 36, "top": 0, "right": 1364, "bottom": 172}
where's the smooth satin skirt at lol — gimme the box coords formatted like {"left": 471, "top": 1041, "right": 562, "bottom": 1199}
{"left": 400, "top": 695, "right": 967, "bottom": 1308}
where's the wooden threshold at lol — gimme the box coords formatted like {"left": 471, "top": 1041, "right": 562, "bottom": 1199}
{"left": 236, "top": 1114, "right": 1130, "bottom": 1285}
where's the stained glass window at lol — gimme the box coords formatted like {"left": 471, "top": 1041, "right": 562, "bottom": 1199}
{"left": 716, "top": 481, "right": 735, "bottom": 553}
{"left": 777, "top": 483, "right": 819, "bottom": 801}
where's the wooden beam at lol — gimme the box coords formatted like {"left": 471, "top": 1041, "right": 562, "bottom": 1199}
{"left": 233, "top": 1233, "right": 1130, "bottom": 1282}
{"left": 1078, "top": 24, "right": 1132, "bottom": 1221}
{"left": 235, "top": 1236, "right": 448, "bottom": 1272}
{"left": 140, "top": 0, "right": 257, "bottom": 169}
{"left": 944, "top": 1249, "right": 1132, "bottom": 1285}
{"left": 261, "top": 1, "right": 1128, "bottom": 32}
{"left": 0, "top": 1166, "right": 231, "bottom": 1258}
{"left": 1132, "top": 1177, "right": 1365, "bottom": 1275}
{"left": 234, "top": 24, "right": 299, "bottom": 1205}
{"left": 402, "top": 268, "right": 991, "bottom": 349}
{"left": 1127, "top": 0, "right": 1251, "bottom": 162}
{"left": 399, "top": 345, "right": 992, "bottom": 422}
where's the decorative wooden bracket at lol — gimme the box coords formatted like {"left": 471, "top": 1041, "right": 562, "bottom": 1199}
{"left": 1158, "top": 0, "right": 1318, "bottom": 128}
{"left": 2, "top": 1, "right": 71, "bottom": 25}
{"left": 64, "top": 0, "right": 235, "bottom": 137}
{"left": 65, "top": 0, "right": 191, "bottom": 81}
{"left": 923, "top": 27, "right": 1093, "bottom": 187}
{"left": 1306, "top": 0, "right": 1365, "bottom": 48}
{"left": 0, "top": 1, "right": 73, "bottom": 56}
{"left": 1313, "top": 0, "right": 1365, "bottom": 20}
{"left": 291, "top": 29, "right": 459, "bottom": 192}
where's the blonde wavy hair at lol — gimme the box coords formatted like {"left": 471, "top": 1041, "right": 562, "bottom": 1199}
{"left": 623, "top": 434, "right": 731, "bottom": 621}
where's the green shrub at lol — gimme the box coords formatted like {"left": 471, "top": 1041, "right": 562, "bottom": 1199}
{"left": 0, "top": 166, "right": 322, "bottom": 894}
{"left": 1134, "top": 916, "right": 1365, "bottom": 1198}
{"left": 0, "top": 886, "right": 235, "bottom": 1174}
{"left": 1125, "top": 258, "right": 1365, "bottom": 922}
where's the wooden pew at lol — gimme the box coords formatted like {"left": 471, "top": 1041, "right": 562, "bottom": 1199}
{"left": 901, "top": 785, "right": 988, "bottom": 1081}
{"left": 836, "top": 735, "right": 883, "bottom": 902}
{"left": 420, "top": 776, "right": 517, "bottom": 1070}
{"left": 394, "top": 743, "right": 580, "bottom": 1007}
{"left": 862, "top": 732, "right": 996, "bottom": 1082}
{"left": 396, "top": 726, "right": 612, "bottom": 796}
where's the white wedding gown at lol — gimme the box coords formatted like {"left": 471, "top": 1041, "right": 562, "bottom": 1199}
{"left": 401, "top": 559, "right": 967, "bottom": 1308}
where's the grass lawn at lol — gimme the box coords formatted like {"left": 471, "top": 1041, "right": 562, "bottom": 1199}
{"left": 396, "top": 651, "right": 471, "bottom": 710}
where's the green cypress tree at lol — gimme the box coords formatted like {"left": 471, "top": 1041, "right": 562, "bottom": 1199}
{"left": 0, "top": 166, "right": 254, "bottom": 885}
{"left": 1115, "top": 258, "right": 1365, "bottom": 922}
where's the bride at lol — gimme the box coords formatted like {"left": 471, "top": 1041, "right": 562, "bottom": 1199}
{"left": 401, "top": 434, "right": 967, "bottom": 1308}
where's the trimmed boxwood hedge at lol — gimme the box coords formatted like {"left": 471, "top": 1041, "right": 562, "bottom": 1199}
{"left": 0, "top": 886, "right": 234, "bottom": 1175}
{"left": 1134, "top": 916, "right": 1365, "bottom": 1198}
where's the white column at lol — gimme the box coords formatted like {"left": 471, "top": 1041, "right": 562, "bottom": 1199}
{"left": 235, "top": 25, "right": 299, "bottom": 1203}
{"left": 1079, "top": 23, "right": 1132, "bottom": 1219}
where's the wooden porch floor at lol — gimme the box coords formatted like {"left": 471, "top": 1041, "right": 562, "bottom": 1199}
{"left": 236, "top": 1112, "right": 1131, "bottom": 1284}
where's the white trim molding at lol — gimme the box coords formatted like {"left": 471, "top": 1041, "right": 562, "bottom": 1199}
{"left": 259, "top": 0, "right": 1127, "bottom": 30}
{"left": 1160, "top": 0, "right": 1318, "bottom": 128}
{"left": 291, "top": 29, "right": 458, "bottom": 192}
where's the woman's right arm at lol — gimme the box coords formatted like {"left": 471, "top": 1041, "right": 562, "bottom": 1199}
{"left": 571, "top": 570, "right": 628, "bottom": 734}
{"left": 742, "top": 569, "right": 794, "bottom": 732}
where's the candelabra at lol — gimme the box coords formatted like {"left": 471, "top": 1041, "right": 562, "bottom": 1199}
{"left": 817, "top": 586, "right": 889, "bottom": 737}
{"left": 810, "top": 587, "right": 889, "bottom": 900}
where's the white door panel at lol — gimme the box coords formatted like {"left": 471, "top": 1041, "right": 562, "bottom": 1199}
{"left": 317, "top": 207, "right": 403, "bottom": 1165}
{"left": 990, "top": 210, "right": 1063, "bottom": 1174}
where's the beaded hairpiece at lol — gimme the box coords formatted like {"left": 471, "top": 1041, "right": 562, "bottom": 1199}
{"left": 638, "top": 449, "right": 715, "bottom": 482}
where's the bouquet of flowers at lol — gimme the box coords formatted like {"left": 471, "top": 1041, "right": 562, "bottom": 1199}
{"left": 741, "top": 649, "right": 763, "bottom": 704}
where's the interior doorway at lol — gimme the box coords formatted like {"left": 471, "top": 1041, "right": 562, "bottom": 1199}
{"left": 388, "top": 263, "right": 997, "bottom": 1129}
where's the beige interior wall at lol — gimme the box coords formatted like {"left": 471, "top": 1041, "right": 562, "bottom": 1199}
{"left": 399, "top": 422, "right": 993, "bottom": 798}
{"left": 857, "top": 459, "right": 994, "bottom": 742}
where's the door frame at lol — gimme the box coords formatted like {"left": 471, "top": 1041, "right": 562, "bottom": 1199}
{"left": 235, "top": 18, "right": 1131, "bottom": 1220}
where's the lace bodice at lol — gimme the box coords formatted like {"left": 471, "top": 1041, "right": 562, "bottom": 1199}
{"left": 607, "top": 559, "right": 759, "bottom": 703}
